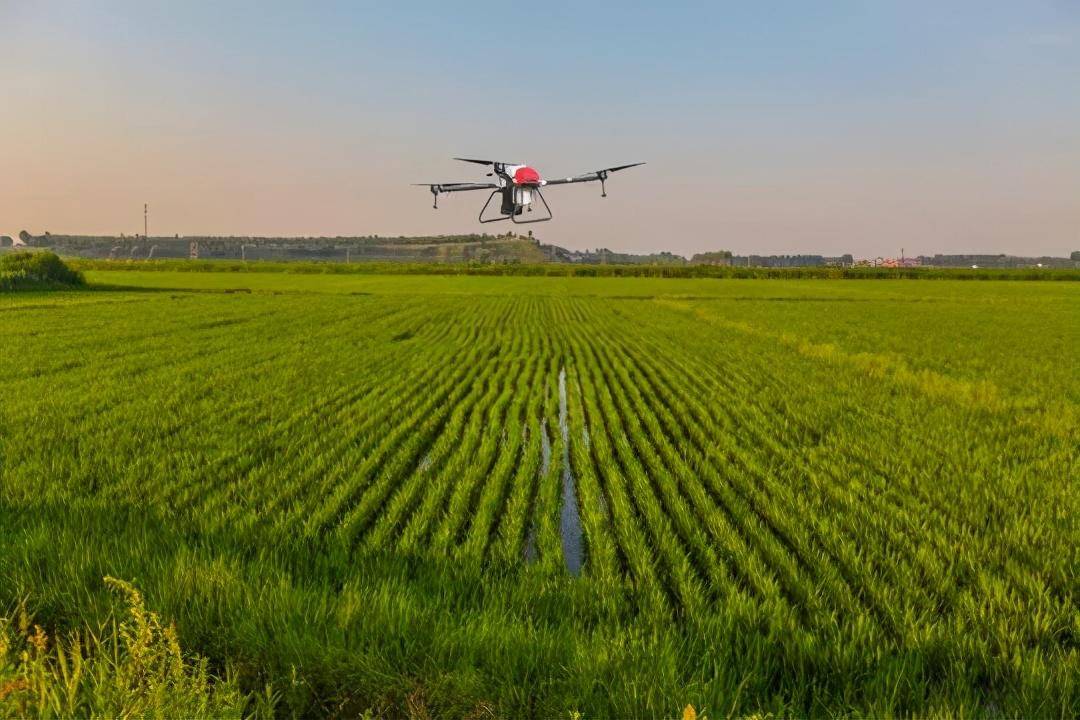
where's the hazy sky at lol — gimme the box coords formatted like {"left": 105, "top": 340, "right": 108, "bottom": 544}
{"left": 2, "top": 1, "right": 1078, "bottom": 257}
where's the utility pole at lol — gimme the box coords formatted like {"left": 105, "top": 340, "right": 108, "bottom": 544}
{"left": 144, "top": 203, "right": 148, "bottom": 240}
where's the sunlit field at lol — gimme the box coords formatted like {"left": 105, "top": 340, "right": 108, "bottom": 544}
{"left": 2, "top": 270, "right": 1077, "bottom": 717}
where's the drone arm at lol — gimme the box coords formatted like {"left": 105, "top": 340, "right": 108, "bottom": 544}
{"left": 413, "top": 182, "right": 498, "bottom": 209}
{"left": 415, "top": 182, "right": 498, "bottom": 193}
{"left": 542, "top": 174, "right": 599, "bottom": 186}
{"left": 542, "top": 163, "right": 644, "bottom": 196}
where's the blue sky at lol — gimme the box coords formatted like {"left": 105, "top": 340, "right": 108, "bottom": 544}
{"left": 2, "top": 1, "right": 1077, "bottom": 256}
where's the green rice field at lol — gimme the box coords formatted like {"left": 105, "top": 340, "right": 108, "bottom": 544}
{"left": 1, "top": 269, "right": 1077, "bottom": 717}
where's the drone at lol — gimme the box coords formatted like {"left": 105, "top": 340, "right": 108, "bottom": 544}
{"left": 415, "top": 158, "right": 645, "bottom": 224}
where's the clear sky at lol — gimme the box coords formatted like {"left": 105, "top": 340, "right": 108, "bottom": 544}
{"left": 2, "top": 1, "right": 1078, "bottom": 257}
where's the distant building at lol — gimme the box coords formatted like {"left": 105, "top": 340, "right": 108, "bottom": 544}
{"left": 728, "top": 254, "right": 853, "bottom": 268}
{"left": 917, "top": 254, "right": 1077, "bottom": 269}
{"left": 875, "top": 256, "right": 921, "bottom": 268}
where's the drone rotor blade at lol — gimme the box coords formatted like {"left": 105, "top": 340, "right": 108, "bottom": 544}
{"left": 453, "top": 157, "right": 521, "bottom": 167}
{"left": 603, "top": 162, "right": 646, "bottom": 173}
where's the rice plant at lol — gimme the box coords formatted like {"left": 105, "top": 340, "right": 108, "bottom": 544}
{"left": 1, "top": 269, "right": 1076, "bottom": 717}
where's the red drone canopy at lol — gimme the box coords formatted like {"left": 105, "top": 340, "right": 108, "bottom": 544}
{"left": 513, "top": 166, "right": 541, "bottom": 185}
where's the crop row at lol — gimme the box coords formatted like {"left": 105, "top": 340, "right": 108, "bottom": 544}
{"left": 1, "top": 285, "right": 1075, "bottom": 716}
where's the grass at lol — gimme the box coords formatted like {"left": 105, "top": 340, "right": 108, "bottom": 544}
{"left": 1, "top": 269, "right": 1077, "bottom": 717}
{"left": 0, "top": 578, "right": 251, "bottom": 717}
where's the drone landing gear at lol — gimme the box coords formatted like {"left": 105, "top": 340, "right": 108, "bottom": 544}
{"left": 478, "top": 188, "right": 552, "bottom": 224}
{"left": 478, "top": 190, "right": 511, "bottom": 223}
{"left": 510, "top": 187, "right": 552, "bottom": 224}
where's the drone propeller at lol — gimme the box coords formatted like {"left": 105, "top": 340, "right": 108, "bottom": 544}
{"left": 600, "top": 162, "right": 646, "bottom": 174}
{"left": 593, "top": 163, "right": 645, "bottom": 196}
{"left": 453, "top": 157, "right": 520, "bottom": 168}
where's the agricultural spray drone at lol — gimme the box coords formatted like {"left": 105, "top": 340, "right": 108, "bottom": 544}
{"left": 415, "top": 158, "right": 645, "bottom": 224}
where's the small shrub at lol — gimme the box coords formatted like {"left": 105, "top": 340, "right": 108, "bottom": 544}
{"left": 0, "top": 577, "right": 251, "bottom": 717}
{"left": 0, "top": 251, "right": 85, "bottom": 290}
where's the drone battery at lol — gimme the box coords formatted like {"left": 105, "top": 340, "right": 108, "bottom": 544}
{"left": 500, "top": 191, "right": 516, "bottom": 215}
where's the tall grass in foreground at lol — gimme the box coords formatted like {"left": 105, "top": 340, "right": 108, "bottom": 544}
{"left": 0, "top": 577, "right": 254, "bottom": 718}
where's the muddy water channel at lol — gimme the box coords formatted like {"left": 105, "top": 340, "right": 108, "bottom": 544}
{"left": 558, "top": 367, "right": 584, "bottom": 575}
